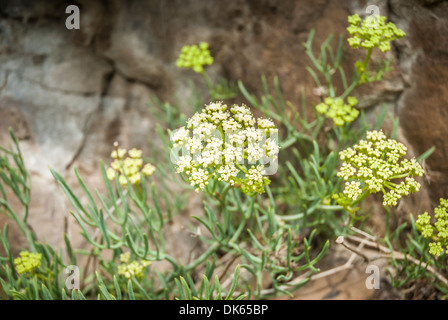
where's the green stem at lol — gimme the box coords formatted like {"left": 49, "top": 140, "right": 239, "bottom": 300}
{"left": 389, "top": 173, "right": 410, "bottom": 180}
{"left": 201, "top": 71, "right": 215, "bottom": 98}
{"left": 305, "top": 46, "right": 324, "bottom": 73}
{"left": 384, "top": 181, "right": 397, "bottom": 190}
{"left": 135, "top": 183, "right": 144, "bottom": 201}
{"left": 340, "top": 125, "right": 346, "bottom": 142}
{"left": 23, "top": 205, "right": 29, "bottom": 224}
{"left": 340, "top": 77, "right": 359, "bottom": 100}
{"left": 1, "top": 202, "right": 36, "bottom": 251}
{"left": 160, "top": 253, "right": 179, "bottom": 271}
{"left": 220, "top": 184, "right": 231, "bottom": 203}
{"left": 230, "top": 218, "right": 247, "bottom": 243}
{"left": 363, "top": 48, "right": 373, "bottom": 67}
{"left": 256, "top": 271, "right": 263, "bottom": 299}
{"left": 217, "top": 124, "right": 225, "bottom": 142}
{"left": 340, "top": 48, "right": 372, "bottom": 100}
{"left": 325, "top": 70, "right": 335, "bottom": 98}
{"left": 317, "top": 205, "right": 345, "bottom": 211}
{"left": 185, "top": 242, "right": 220, "bottom": 271}
{"left": 236, "top": 163, "right": 248, "bottom": 174}
{"left": 226, "top": 242, "right": 285, "bottom": 273}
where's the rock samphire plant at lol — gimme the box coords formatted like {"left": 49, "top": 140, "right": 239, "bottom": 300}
{"left": 0, "top": 12, "right": 445, "bottom": 301}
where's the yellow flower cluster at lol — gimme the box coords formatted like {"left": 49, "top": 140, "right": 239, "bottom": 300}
{"left": 14, "top": 251, "right": 42, "bottom": 275}
{"left": 416, "top": 198, "right": 448, "bottom": 257}
{"left": 347, "top": 14, "right": 405, "bottom": 52}
{"left": 315, "top": 96, "right": 359, "bottom": 126}
{"left": 176, "top": 42, "right": 214, "bottom": 73}
{"left": 106, "top": 145, "right": 156, "bottom": 186}
{"left": 117, "top": 253, "right": 151, "bottom": 279}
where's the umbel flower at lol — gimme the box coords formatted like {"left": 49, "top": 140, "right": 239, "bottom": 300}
{"left": 171, "top": 101, "right": 279, "bottom": 195}
{"left": 334, "top": 130, "right": 423, "bottom": 209}
{"left": 176, "top": 42, "right": 214, "bottom": 73}
{"left": 106, "top": 144, "right": 156, "bottom": 186}
{"left": 347, "top": 14, "right": 405, "bottom": 53}
{"left": 14, "top": 251, "right": 42, "bottom": 275}
{"left": 416, "top": 198, "right": 448, "bottom": 257}
{"left": 315, "top": 96, "right": 359, "bottom": 126}
{"left": 117, "top": 252, "right": 151, "bottom": 279}
{"left": 347, "top": 14, "right": 406, "bottom": 84}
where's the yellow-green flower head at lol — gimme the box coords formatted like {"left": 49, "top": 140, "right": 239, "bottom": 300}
{"left": 315, "top": 96, "right": 359, "bottom": 126}
{"left": 347, "top": 14, "right": 405, "bottom": 52}
{"left": 14, "top": 251, "right": 42, "bottom": 275}
{"left": 120, "top": 252, "right": 131, "bottom": 263}
{"left": 107, "top": 146, "right": 156, "bottom": 186}
{"left": 171, "top": 101, "right": 279, "bottom": 196}
{"left": 176, "top": 42, "right": 214, "bottom": 73}
{"left": 336, "top": 130, "right": 423, "bottom": 207}
{"left": 428, "top": 242, "right": 443, "bottom": 257}
{"left": 128, "top": 148, "right": 143, "bottom": 159}
{"left": 142, "top": 163, "right": 156, "bottom": 177}
{"left": 416, "top": 198, "right": 448, "bottom": 256}
{"left": 118, "top": 256, "right": 152, "bottom": 280}
{"left": 111, "top": 148, "right": 127, "bottom": 160}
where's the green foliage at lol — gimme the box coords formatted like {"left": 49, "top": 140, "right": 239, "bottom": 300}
{"left": 382, "top": 212, "right": 447, "bottom": 296}
{"left": 0, "top": 129, "right": 34, "bottom": 249}
{"left": 175, "top": 265, "right": 246, "bottom": 300}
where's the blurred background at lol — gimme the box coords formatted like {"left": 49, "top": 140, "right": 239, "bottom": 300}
{"left": 0, "top": 0, "right": 447, "bottom": 299}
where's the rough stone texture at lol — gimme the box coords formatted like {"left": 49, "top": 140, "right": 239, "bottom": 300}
{"left": 390, "top": 0, "right": 448, "bottom": 203}
{"left": 0, "top": 0, "right": 447, "bottom": 294}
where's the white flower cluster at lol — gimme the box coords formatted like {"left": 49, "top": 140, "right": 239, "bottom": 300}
{"left": 117, "top": 252, "right": 151, "bottom": 279}
{"left": 171, "top": 101, "right": 279, "bottom": 194}
{"left": 343, "top": 181, "right": 362, "bottom": 201}
{"left": 336, "top": 130, "right": 424, "bottom": 207}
